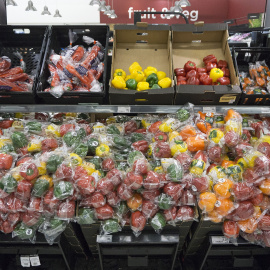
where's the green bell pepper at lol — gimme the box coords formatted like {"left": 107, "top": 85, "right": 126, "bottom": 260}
{"left": 89, "top": 156, "right": 101, "bottom": 170}
{"left": 116, "top": 201, "right": 128, "bottom": 217}
{"left": 176, "top": 108, "right": 190, "bottom": 122}
{"left": 11, "top": 131, "right": 28, "bottom": 149}
{"left": 44, "top": 218, "right": 67, "bottom": 237}
{"left": 158, "top": 194, "right": 173, "bottom": 210}
{"left": 126, "top": 79, "right": 137, "bottom": 90}
{"left": 77, "top": 128, "right": 87, "bottom": 139}
{"left": 87, "top": 138, "right": 99, "bottom": 155}
{"left": 46, "top": 154, "right": 64, "bottom": 174}
{"left": 131, "top": 132, "right": 145, "bottom": 143}
{"left": 13, "top": 222, "right": 35, "bottom": 240}
{"left": 54, "top": 181, "right": 74, "bottom": 200}
{"left": 151, "top": 213, "right": 166, "bottom": 231}
{"left": 26, "top": 121, "right": 42, "bottom": 134}
{"left": 146, "top": 73, "right": 159, "bottom": 88}
{"left": 115, "top": 115, "right": 131, "bottom": 123}
{"left": 63, "top": 132, "right": 80, "bottom": 147}
{"left": 127, "top": 150, "right": 144, "bottom": 165}
{"left": 167, "top": 163, "right": 183, "bottom": 182}
{"left": 102, "top": 219, "right": 121, "bottom": 234}
{"left": 32, "top": 178, "right": 50, "bottom": 197}
{"left": 0, "top": 144, "right": 14, "bottom": 153}
{"left": 151, "top": 84, "right": 161, "bottom": 89}
{"left": 0, "top": 175, "right": 17, "bottom": 193}
{"left": 77, "top": 208, "right": 96, "bottom": 225}
{"left": 107, "top": 125, "right": 121, "bottom": 135}
{"left": 74, "top": 143, "right": 88, "bottom": 158}
{"left": 113, "top": 135, "right": 130, "bottom": 150}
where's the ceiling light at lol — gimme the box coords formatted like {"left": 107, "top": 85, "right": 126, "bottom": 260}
{"left": 25, "top": 0, "right": 37, "bottom": 11}
{"left": 6, "top": 0, "right": 17, "bottom": 6}
{"left": 89, "top": 0, "right": 101, "bottom": 6}
{"left": 41, "top": 6, "right": 51, "bottom": 15}
{"left": 54, "top": 9, "right": 62, "bottom": 17}
{"left": 178, "top": 0, "right": 191, "bottom": 7}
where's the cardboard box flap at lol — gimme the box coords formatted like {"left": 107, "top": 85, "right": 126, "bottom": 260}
{"left": 171, "top": 23, "right": 228, "bottom": 33}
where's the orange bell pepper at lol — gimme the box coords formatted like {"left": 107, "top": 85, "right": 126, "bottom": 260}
{"left": 179, "top": 125, "right": 197, "bottom": 141}
{"left": 186, "top": 136, "right": 205, "bottom": 152}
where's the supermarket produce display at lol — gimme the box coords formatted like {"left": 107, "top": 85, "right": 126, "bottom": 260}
{"left": 0, "top": 104, "right": 268, "bottom": 250}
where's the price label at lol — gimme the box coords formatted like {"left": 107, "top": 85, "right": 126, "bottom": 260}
{"left": 20, "top": 256, "right": 30, "bottom": 267}
{"left": 97, "top": 235, "right": 112, "bottom": 243}
{"left": 211, "top": 236, "right": 230, "bottom": 244}
{"left": 30, "top": 255, "right": 41, "bottom": 267}
{"left": 117, "top": 107, "right": 131, "bottom": 113}
{"left": 261, "top": 108, "right": 270, "bottom": 114}
{"left": 203, "top": 107, "right": 216, "bottom": 113}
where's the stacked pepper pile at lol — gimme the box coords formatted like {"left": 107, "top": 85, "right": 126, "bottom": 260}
{"left": 175, "top": 54, "right": 230, "bottom": 86}
{"left": 0, "top": 106, "right": 269, "bottom": 247}
{"left": 111, "top": 62, "right": 172, "bottom": 91}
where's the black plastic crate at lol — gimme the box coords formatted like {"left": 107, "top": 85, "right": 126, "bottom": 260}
{"left": 0, "top": 25, "right": 48, "bottom": 104}
{"left": 233, "top": 47, "right": 270, "bottom": 105}
{"left": 37, "top": 25, "right": 109, "bottom": 104}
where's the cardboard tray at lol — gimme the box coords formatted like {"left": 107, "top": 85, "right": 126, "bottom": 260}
{"left": 172, "top": 23, "right": 241, "bottom": 105}
{"left": 109, "top": 24, "right": 174, "bottom": 105}
{"left": 0, "top": 25, "right": 48, "bottom": 104}
{"left": 232, "top": 47, "right": 270, "bottom": 105}
{"left": 37, "top": 25, "right": 109, "bottom": 104}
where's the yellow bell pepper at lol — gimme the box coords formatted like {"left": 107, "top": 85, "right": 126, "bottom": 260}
{"left": 137, "top": 82, "right": 149, "bottom": 91}
{"left": 81, "top": 162, "right": 96, "bottom": 175}
{"left": 189, "top": 159, "right": 205, "bottom": 176}
{"left": 147, "top": 144, "right": 153, "bottom": 157}
{"left": 250, "top": 136, "right": 258, "bottom": 146}
{"left": 208, "top": 166, "right": 227, "bottom": 180}
{"left": 144, "top": 66, "right": 158, "bottom": 77}
{"left": 208, "top": 128, "right": 224, "bottom": 144}
{"left": 237, "top": 158, "right": 248, "bottom": 169}
{"left": 112, "top": 76, "right": 126, "bottom": 89}
{"left": 225, "top": 119, "right": 242, "bottom": 135}
{"left": 27, "top": 141, "right": 42, "bottom": 153}
{"left": 141, "top": 119, "right": 151, "bottom": 128}
{"left": 113, "top": 69, "right": 126, "bottom": 79}
{"left": 131, "top": 70, "right": 145, "bottom": 83}
{"left": 66, "top": 113, "right": 77, "bottom": 118}
{"left": 245, "top": 151, "right": 262, "bottom": 168}
{"left": 69, "top": 153, "right": 83, "bottom": 166}
{"left": 157, "top": 71, "right": 166, "bottom": 81}
{"left": 259, "top": 135, "right": 270, "bottom": 144}
{"left": 209, "top": 68, "right": 224, "bottom": 83}
{"left": 129, "top": 62, "right": 142, "bottom": 74}
{"left": 46, "top": 124, "right": 60, "bottom": 137}
{"left": 96, "top": 144, "right": 110, "bottom": 157}
{"left": 158, "top": 77, "right": 172, "bottom": 88}
{"left": 169, "top": 131, "right": 180, "bottom": 142}
{"left": 12, "top": 169, "right": 23, "bottom": 181}
{"left": 154, "top": 166, "right": 164, "bottom": 173}
{"left": 159, "top": 121, "right": 173, "bottom": 133}
{"left": 38, "top": 161, "right": 47, "bottom": 175}
{"left": 15, "top": 113, "right": 23, "bottom": 119}
{"left": 226, "top": 164, "right": 243, "bottom": 181}
{"left": 39, "top": 175, "right": 53, "bottom": 188}
{"left": 170, "top": 139, "right": 188, "bottom": 156}
{"left": 125, "top": 75, "right": 132, "bottom": 81}
{"left": 0, "top": 139, "right": 12, "bottom": 149}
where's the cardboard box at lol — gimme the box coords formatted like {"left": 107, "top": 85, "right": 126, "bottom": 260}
{"left": 109, "top": 24, "right": 174, "bottom": 105}
{"left": 172, "top": 23, "right": 241, "bottom": 105}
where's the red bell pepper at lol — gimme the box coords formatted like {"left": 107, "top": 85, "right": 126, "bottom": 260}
{"left": 177, "top": 81, "right": 187, "bottom": 85}
{"left": 148, "top": 121, "right": 162, "bottom": 134}
{"left": 206, "top": 62, "right": 217, "bottom": 73}
{"left": 184, "top": 61, "right": 196, "bottom": 72}
{"left": 199, "top": 74, "right": 212, "bottom": 85}
{"left": 186, "top": 77, "right": 200, "bottom": 85}
{"left": 221, "top": 67, "right": 230, "bottom": 78}
{"left": 197, "top": 67, "right": 207, "bottom": 74}
{"left": 0, "top": 120, "right": 13, "bottom": 129}
{"left": 177, "top": 76, "right": 186, "bottom": 82}
{"left": 20, "top": 163, "right": 39, "bottom": 181}
{"left": 203, "top": 55, "right": 217, "bottom": 65}
{"left": 174, "top": 68, "right": 186, "bottom": 77}
{"left": 218, "top": 60, "right": 228, "bottom": 69}
{"left": 217, "top": 77, "right": 231, "bottom": 85}
{"left": 186, "top": 70, "right": 199, "bottom": 79}
{"left": 0, "top": 153, "right": 13, "bottom": 170}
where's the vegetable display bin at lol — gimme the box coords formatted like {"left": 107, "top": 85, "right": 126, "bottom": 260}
{"left": 233, "top": 47, "right": 270, "bottom": 105}
{"left": 0, "top": 25, "right": 48, "bottom": 104}
{"left": 172, "top": 23, "right": 241, "bottom": 105}
{"left": 37, "top": 25, "right": 109, "bottom": 104}
{"left": 109, "top": 24, "right": 175, "bottom": 105}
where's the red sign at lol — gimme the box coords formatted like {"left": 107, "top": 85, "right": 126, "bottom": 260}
{"left": 100, "top": 0, "right": 266, "bottom": 25}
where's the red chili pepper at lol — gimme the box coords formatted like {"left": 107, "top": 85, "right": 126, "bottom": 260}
{"left": 200, "top": 73, "right": 212, "bottom": 85}
{"left": 0, "top": 153, "right": 13, "bottom": 170}
{"left": 186, "top": 70, "right": 199, "bottom": 79}
{"left": 177, "top": 81, "right": 187, "bottom": 85}
{"left": 206, "top": 62, "right": 217, "bottom": 73}
{"left": 65, "top": 64, "right": 91, "bottom": 88}
{"left": 203, "top": 55, "right": 217, "bottom": 65}
{"left": 186, "top": 77, "right": 200, "bottom": 85}
{"left": 218, "top": 60, "right": 228, "bottom": 69}
{"left": 177, "top": 76, "right": 186, "bottom": 82}
{"left": 221, "top": 67, "right": 230, "bottom": 78}
{"left": 197, "top": 67, "right": 207, "bottom": 74}
{"left": 217, "top": 77, "right": 231, "bottom": 85}
{"left": 184, "top": 61, "right": 196, "bottom": 73}
{"left": 81, "top": 45, "right": 101, "bottom": 69}
{"left": 174, "top": 68, "right": 186, "bottom": 77}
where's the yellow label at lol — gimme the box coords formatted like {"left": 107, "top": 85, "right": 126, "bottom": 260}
{"left": 219, "top": 95, "right": 237, "bottom": 103}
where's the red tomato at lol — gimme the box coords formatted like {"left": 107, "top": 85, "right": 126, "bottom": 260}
{"left": 96, "top": 178, "right": 114, "bottom": 196}
{"left": 124, "top": 172, "right": 143, "bottom": 190}
{"left": 95, "top": 204, "right": 114, "bottom": 220}
{"left": 57, "top": 200, "right": 75, "bottom": 219}
{"left": 131, "top": 211, "right": 146, "bottom": 231}
{"left": 76, "top": 175, "right": 96, "bottom": 196}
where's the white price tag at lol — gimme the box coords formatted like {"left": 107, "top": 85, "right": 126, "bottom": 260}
{"left": 261, "top": 108, "right": 270, "bottom": 114}
{"left": 117, "top": 107, "right": 131, "bottom": 113}
{"left": 30, "top": 255, "right": 41, "bottom": 267}
{"left": 20, "top": 256, "right": 30, "bottom": 267}
{"left": 97, "top": 235, "right": 112, "bottom": 243}
{"left": 203, "top": 107, "right": 216, "bottom": 113}
{"left": 211, "top": 236, "right": 230, "bottom": 244}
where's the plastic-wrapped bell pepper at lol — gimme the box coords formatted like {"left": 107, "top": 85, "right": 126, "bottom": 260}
{"left": 46, "top": 154, "right": 64, "bottom": 174}
{"left": 20, "top": 163, "right": 39, "bottom": 181}
{"left": 38, "top": 161, "right": 47, "bottom": 175}
{"left": 54, "top": 181, "right": 74, "bottom": 200}
{"left": 32, "top": 175, "right": 52, "bottom": 197}
{"left": 189, "top": 159, "right": 206, "bottom": 176}
{"left": 107, "top": 125, "right": 120, "bottom": 135}
{"left": 176, "top": 108, "right": 190, "bottom": 122}
{"left": 151, "top": 213, "right": 166, "bottom": 231}
{"left": 0, "top": 174, "right": 17, "bottom": 193}
{"left": 144, "top": 66, "right": 158, "bottom": 77}
{"left": 157, "top": 71, "right": 166, "bottom": 81}
{"left": 74, "top": 143, "right": 88, "bottom": 158}
{"left": 167, "top": 163, "right": 183, "bottom": 182}
{"left": 87, "top": 138, "right": 99, "bottom": 154}
{"left": 137, "top": 82, "right": 149, "bottom": 91}
{"left": 208, "top": 128, "right": 224, "bottom": 144}
{"left": 146, "top": 73, "right": 158, "bottom": 88}
{"left": 217, "top": 77, "right": 231, "bottom": 85}
{"left": 171, "top": 140, "right": 188, "bottom": 156}
{"left": 26, "top": 121, "right": 42, "bottom": 134}
{"left": 113, "top": 69, "right": 126, "bottom": 79}
{"left": 129, "top": 62, "right": 142, "bottom": 74}
{"left": 46, "top": 124, "right": 61, "bottom": 137}
{"left": 209, "top": 68, "right": 224, "bottom": 83}
{"left": 96, "top": 144, "right": 110, "bottom": 157}
{"left": 27, "top": 141, "right": 42, "bottom": 153}
{"left": 69, "top": 153, "right": 83, "bottom": 166}
{"left": 77, "top": 208, "right": 96, "bottom": 225}
{"left": 131, "top": 70, "right": 145, "bottom": 83}
{"left": 112, "top": 76, "right": 126, "bottom": 89}
{"left": 11, "top": 131, "right": 28, "bottom": 149}
{"left": 126, "top": 79, "right": 137, "bottom": 90}
{"left": 158, "top": 77, "right": 171, "bottom": 88}
{"left": 0, "top": 153, "right": 13, "bottom": 170}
